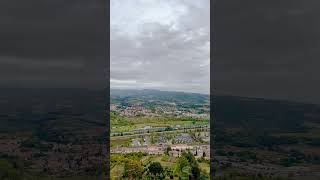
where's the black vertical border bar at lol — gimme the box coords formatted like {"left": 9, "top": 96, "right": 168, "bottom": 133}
{"left": 106, "top": 0, "right": 110, "bottom": 179}
{"left": 210, "top": 0, "right": 215, "bottom": 178}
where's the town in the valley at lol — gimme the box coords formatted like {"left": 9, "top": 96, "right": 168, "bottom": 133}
{"left": 110, "top": 89, "right": 211, "bottom": 179}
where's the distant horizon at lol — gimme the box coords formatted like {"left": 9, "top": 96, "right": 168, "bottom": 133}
{"left": 110, "top": 87, "right": 210, "bottom": 95}
{"left": 111, "top": 87, "right": 320, "bottom": 105}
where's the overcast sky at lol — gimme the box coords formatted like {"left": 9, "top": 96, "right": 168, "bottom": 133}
{"left": 110, "top": 0, "right": 210, "bottom": 94}
{"left": 0, "top": 0, "right": 106, "bottom": 89}
{"left": 214, "top": 0, "right": 320, "bottom": 104}
{"left": 4, "top": 0, "right": 320, "bottom": 104}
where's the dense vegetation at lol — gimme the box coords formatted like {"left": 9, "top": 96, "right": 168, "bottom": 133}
{"left": 111, "top": 151, "right": 210, "bottom": 179}
{"left": 0, "top": 89, "right": 107, "bottom": 179}
{"left": 213, "top": 95, "right": 320, "bottom": 178}
{"left": 111, "top": 89, "right": 209, "bottom": 107}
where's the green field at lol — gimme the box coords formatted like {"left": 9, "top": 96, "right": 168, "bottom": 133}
{"left": 111, "top": 112, "right": 209, "bottom": 133}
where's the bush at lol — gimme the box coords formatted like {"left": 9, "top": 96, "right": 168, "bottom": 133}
{"left": 148, "top": 162, "right": 164, "bottom": 177}
{"left": 123, "top": 159, "right": 144, "bottom": 179}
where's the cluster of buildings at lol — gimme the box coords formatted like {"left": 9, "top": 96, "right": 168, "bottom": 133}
{"left": 110, "top": 103, "right": 210, "bottom": 119}
{"left": 111, "top": 144, "right": 210, "bottom": 159}
{"left": 174, "top": 134, "right": 194, "bottom": 143}
{"left": 111, "top": 105, "right": 154, "bottom": 117}
{"left": 122, "top": 106, "right": 153, "bottom": 117}
{"left": 170, "top": 144, "right": 210, "bottom": 159}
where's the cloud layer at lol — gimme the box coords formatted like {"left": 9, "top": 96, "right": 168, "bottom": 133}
{"left": 111, "top": 0, "right": 210, "bottom": 94}
{"left": 0, "top": 0, "right": 106, "bottom": 88}
{"left": 214, "top": 0, "right": 320, "bottom": 104}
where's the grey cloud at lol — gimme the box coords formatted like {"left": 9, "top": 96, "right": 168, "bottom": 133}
{"left": 214, "top": 0, "right": 320, "bottom": 104}
{"left": 0, "top": 57, "right": 85, "bottom": 69}
{"left": 0, "top": 0, "right": 107, "bottom": 88}
{"left": 111, "top": 0, "right": 210, "bottom": 94}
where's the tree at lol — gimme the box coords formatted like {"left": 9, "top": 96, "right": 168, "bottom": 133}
{"left": 175, "top": 151, "right": 201, "bottom": 180}
{"left": 199, "top": 172, "right": 210, "bottom": 180}
{"left": 174, "top": 155, "right": 190, "bottom": 179}
{"left": 165, "top": 146, "right": 172, "bottom": 156}
{"left": 163, "top": 167, "right": 174, "bottom": 179}
{"left": 148, "top": 162, "right": 164, "bottom": 178}
{"left": 202, "top": 151, "right": 206, "bottom": 158}
{"left": 123, "top": 159, "right": 144, "bottom": 179}
{"left": 190, "top": 165, "right": 201, "bottom": 180}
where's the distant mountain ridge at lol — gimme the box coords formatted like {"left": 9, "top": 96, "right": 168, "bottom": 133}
{"left": 111, "top": 88, "right": 209, "bottom": 96}
{"left": 1, "top": 88, "right": 320, "bottom": 133}
{"left": 110, "top": 89, "right": 210, "bottom": 105}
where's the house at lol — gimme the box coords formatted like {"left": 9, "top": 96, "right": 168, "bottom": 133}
{"left": 144, "top": 126, "right": 152, "bottom": 130}
{"left": 131, "top": 139, "right": 141, "bottom": 147}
